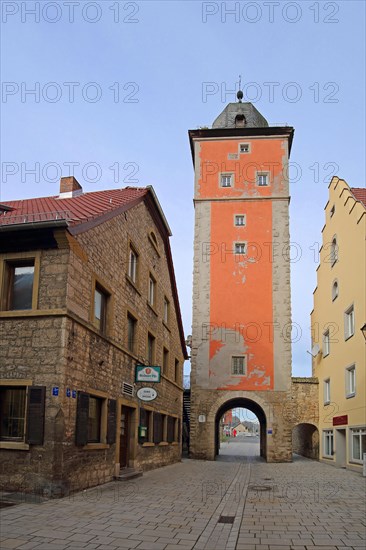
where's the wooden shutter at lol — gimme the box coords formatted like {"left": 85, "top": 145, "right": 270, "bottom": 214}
{"left": 107, "top": 399, "right": 117, "bottom": 445}
{"left": 75, "top": 392, "right": 89, "bottom": 446}
{"left": 153, "top": 412, "right": 162, "bottom": 444}
{"left": 26, "top": 386, "right": 46, "bottom": 445}
{"left": 177, "top": 418, "right": 181, "bottom": 442}
{"left": 167, "top": 416, "right": 175, "bottom": 443}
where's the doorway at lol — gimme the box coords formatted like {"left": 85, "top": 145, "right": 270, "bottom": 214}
{"left": 120, "top": 406, "right": 132, "bottom": 468}
{"left": 335, "top": 429, "right": 346, "bottom": 468}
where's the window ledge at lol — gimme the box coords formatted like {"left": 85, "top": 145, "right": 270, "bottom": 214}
{"left": 147, "top": 302, "right": 158, "bottom": 317}
{"left": 162, "top": 321, "right": 171, "bottom": 332}
{"left": 171, "top": 442, "right": 179, "bottom": 446}
{"left": 83, "top": 443, "right": 110, "bottom": 450}
{"left": 0, "top": 441, "right": 30, "bottom": 451}
{"left": 158, "top": 442, "right": 169, "bottom": 446}
{"left": 141, "top": 442, "right": 155, "bottom": 447}
{"left": 126, "top": 275, "right": 141, "bottom": 295}
{"left": 345, "top": 334, "right": 354, "bottom": 342}
{"left": 346, "top": 392, "right": 355, "bottom": 399}
{"left": 322, "top": 455, "right": 334, "bottom": 460}
{"left": 324, "top": 401, "right": 330, "bottom": 406}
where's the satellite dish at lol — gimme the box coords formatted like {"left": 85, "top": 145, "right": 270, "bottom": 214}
{"left": 307, "top": 344, "right": 320, "bottom": 358}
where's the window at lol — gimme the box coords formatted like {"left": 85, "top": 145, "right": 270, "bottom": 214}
{"left": 256, "top": 172, "right": 269, "bottom": 187}
{"left": 232, "top": 356, "right": 246, "bottom": 375}
{"left": 94, "top": 284, "right": 108, "bottom": 334}
{"left": 148, "top": 275, "right": 156, "bottom": 307}
{"left": 0, "top": 384, "right": 45, "bottom": 447}
{"left": 163, "top": 297, "right": 170, "bottom": 324}
{"left": 346, "top": 365, "right": 356, "bottom": 397}
{"left": 332, "top": 280, "right": 339, "bottom": 301}
{"left": 344, "top": 305, "right": 355, "bottom": 340}
{"left": 330, "top": 205, "right": 335, "bottom": 217}
{"left": 174, "top": 359, "right": 180, "bottom": 384}
{"left": 2, "top": 261, "right": 35, "bottom": 310}
{"left": 221, "top": 174, "right": 232, "bottom": 188}
{"left": 235, "top": 215, "right": 246, "bottom": 227}
{"left": 234, "top": 242, "right": 246, "bottom": 255}
{"left": 323, "top": 430, "right": 334, "bottom": 457}
{"left": 147, "top": 333, "right": 155, "bottom": 364}
{"left": 351, "top": 428, "right": 366, "bottom": 463}
{"left": 0, "top": 386, "right": 26, "bottom": 441}
{"left": 167, "top": 416, "right": 176, "bottom": 443}
{"left": 88, "top": 396, "right": 102, "bottom": 443}
{"left": 239, "top": 143, "right": 250, "bottom": 154}
{"left": 330, "top": 237, "right": 338, "bottom": 266}
{"left": 75, "top": 392, "right": 114, "bottom": 447}
{"left": 163, "top": 348, "right": 169, "bottom": 375}
{"left": 128, "top": 246, "right": 138, "bottom": 283}
{"left": 127, "top": 313, "right": 137, "bottom": 353}
{"left": 139, "top": 408, "right": 152, "bottom": 444}
{"left": 153, "top": 412, "right": 163, "bottom": 444}
{"left": 235, "top": 114, "right": 246, "bottom": 128}
{"left": 323, "top": 330, "right": 330, "bottom": 357}
{"left": 324, "top": 378, "right": 330, "bottom": 404}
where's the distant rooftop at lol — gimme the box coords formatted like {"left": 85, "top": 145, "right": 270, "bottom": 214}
{"left": 351, "top": 187, "right": 366, "bottom": 208}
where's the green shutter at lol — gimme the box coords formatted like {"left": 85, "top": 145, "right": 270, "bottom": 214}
{"left": 26, "top": 386, "right": 46, "bottom": 445}
{"left": 107, "top": 399, "right": 117, "bottom": 445}
{"left": 75, "top": 392, "right": 89, "bottom": 446}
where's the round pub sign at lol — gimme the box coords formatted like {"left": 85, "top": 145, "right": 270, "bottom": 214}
{"left": 137, "top": 387, "right": 158, "bottom": 402}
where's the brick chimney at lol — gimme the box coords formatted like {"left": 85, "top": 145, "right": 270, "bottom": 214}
{"left": 59, "top": 176, "right": 83, "bottom": 198}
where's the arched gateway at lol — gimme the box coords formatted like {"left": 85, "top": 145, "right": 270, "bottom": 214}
{"left": 215, "top": 398, "right": 267, "bottom": 459}
{"left": 188, "top": 93, "right": 296, "bottom": 463}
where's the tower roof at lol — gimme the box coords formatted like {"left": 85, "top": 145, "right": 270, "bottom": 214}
{"left": 212, "top": 101, "right": 269, "bottom": 129}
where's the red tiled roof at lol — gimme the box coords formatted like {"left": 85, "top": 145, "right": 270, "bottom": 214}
{"left": 351, "top": 188, "right": 366, "bottom": 208}
{"left": 0, "top": 187, "right": 148, "bottom": 227}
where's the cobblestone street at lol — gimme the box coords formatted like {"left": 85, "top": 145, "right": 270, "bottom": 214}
{"left": 1, "top": 451, "right": 365, "bottom": 550}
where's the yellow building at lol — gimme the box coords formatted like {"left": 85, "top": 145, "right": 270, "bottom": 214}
{"left": 311, "top": 177, "right": 366, "bottom": 472}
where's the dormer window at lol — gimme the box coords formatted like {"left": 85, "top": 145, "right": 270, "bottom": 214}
{"left": 235, "top": 115, "right": 246, "bottom": 128}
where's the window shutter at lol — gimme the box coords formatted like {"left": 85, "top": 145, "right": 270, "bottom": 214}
{"left": 25, "top": 386, "right": 46, "bottom": 445}
{"left": 75, "top": 392, "right": 89, "bottom": 446}
{"left": 107, "top": 399, "right": 117, "bottom": 445}
{"left": 167, "top": 416, "right": 174, "bottom": 443}
{"left": 177, "top": 418, "right": 181, "bottom": 442}
{"left": 153, "top": 412, "right": 162, "bottom": 444}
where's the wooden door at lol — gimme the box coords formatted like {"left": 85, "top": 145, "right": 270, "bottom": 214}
{"left": 120, "top": 406, "right": 130, "bottom": 468}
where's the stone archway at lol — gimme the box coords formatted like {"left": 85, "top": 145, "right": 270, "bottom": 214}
{"left": 214, "top": 397, "right": 267, "bottom": 460}
{"left": 292, "top": 423, "right": 319, "bottom": 460}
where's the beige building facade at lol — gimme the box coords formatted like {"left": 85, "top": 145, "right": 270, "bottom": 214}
{"left": 0, "top": 177, "right": 187, "bottom": 496}
{"left": 311, "top": 177, "right": 366, "bottom": 472}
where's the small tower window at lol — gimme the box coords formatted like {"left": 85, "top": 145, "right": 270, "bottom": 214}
{"left": 332, "top": 280, "right": 338, "bottom": 301}
{"left": 235, "top": 214, "right": 246, "bottom": 227}
{"left": 220, "top": 174, "right": 233, "bottom": 188}
{"left": 239, "top": 143, "right": 250, "bottom": 154}
{"left": 256, "top": 172, "right": 270, "bottom": 187}
{"left": 235, "top": 114, "right": 246, "bottom": 128}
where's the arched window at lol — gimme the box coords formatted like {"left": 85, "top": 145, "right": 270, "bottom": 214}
{"left": 332, "top": 280, "right": 339, "bottom": 301}
{"left": 235, "top": 114, "right": 246, "bottom": 128}
{"left": 330, "top": 237, "right": 338, "bottom": 266}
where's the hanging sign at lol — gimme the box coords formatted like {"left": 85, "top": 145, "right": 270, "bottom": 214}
{"left": 137, "top": 387, "right": 158, "bottom": 402}
{"left": 135, "top": 365, "right": 161, "bottom": 383}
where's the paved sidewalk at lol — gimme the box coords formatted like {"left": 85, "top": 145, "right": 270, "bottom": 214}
{"left": 1, "top": 454, "right": 365, "bottom": 550}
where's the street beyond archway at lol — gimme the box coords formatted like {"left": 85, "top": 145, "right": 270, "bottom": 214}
{"left": 1, "top": 455, "right": 365, "bottom": 550}
{"left": 218, "top": 435, "right": 261, "bottom": 461}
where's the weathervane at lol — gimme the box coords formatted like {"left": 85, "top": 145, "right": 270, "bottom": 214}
{"left": 237, "top": 74, "right": 243, "bottom": 103}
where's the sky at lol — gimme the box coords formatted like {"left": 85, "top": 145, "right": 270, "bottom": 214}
{"left": 1, "top": 0, "right": 365, "bottom": 379}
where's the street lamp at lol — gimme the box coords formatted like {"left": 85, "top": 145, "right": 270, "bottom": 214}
{"left": 361, "top": 323, "right": 366, "bottom": 341}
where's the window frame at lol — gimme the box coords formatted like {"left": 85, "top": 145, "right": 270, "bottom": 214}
{"left": 163, "top": 347, "right": 169, "bottom": 376}
{"left": 0, "top": 252, "right": 41, "bottom": 313}
{"left": 238, "top": 142, "right": 251, "bottom": 154}
{"left": 256, "top": 171, "right": 270, "bottom": 187}
{"left": 127, "top": 312, "right": 137, "bottom": 353}
{"left": 92, "top": 279, "right": 111, "bottom": 335}
{"left": 163, "top": 296, "right": 170, "bottom": 325}
{"left": 231, "top": 355, "right": 247, "bottom": 376}
{"left": 75, "top": 389, "right": 109, "bottom": 448}
{"left": 350, "top": 428, "right": 366, "bottom": 464}
{"left": 344, "top": 305, "right": 355, "bottom": 340}
{"left": 127, "top": 243, "right": 139, "bottom": 285}
{"left": 330, "top": 236, "right": 338, "bottom": 266}
{"left": 174, "top": 359, "right": 180, "bottom": 384}
{"left": 220, "top": 172, "right": 234, "bottom": 188}
{"left": 345, "top": 364, "right": 356, "bottom": 398}
{"left": 331, "top": 280, "right": 339, "bottom": 301}
{"left": 323, "top": 330, "right": 330, "bottom": 357}
{"left": 234, "top": 242, "right": 247, "bottom": 255}
{"left": 323, "top": 378, "right": 331, "bottom": 405}
{"left": 234, "top": 214, "right": 246, "bottom": 227}
{"left": 147, "top": 332, "right": 156, "bottom": 365}
{"left": 323, "top": 429, "right": 334, "bottom": 458}
{"left": 148, "top": 273, "right": 156, "bottom": 309}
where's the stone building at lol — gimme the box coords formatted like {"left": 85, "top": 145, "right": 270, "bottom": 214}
{"left": 311, "top": 177, "right": 366, "bottom": 471}
{"left": 0, "top": 177, "right": 187, "bottom": 496}
{"left": 188, "top": 94, "right": 318, "bottom": 461}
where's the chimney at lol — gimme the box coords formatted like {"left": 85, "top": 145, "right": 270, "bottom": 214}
{"left": 59, "top": 176, "right": 83, "bottom": 198}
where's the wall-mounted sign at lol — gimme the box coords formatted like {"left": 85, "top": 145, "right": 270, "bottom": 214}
{"left": 198, "top": 415, "right": 206, "bottom": 423}
{"left": 52, "top": 387, "right": 59, "bottom": 396}
{"left": 333, "top": 415, "right": 348, "bottom": 426}
{"left": 135, "top": 365, "right": 161, "bottom": 383}
{"left": 137, "top": 387, "right": 158, "bottom": 402}
{"left": 267, "top": 429, "right": 273, "bottom": 435}
{"left": 66, "top": 388, "right": 71, "bottom": 397}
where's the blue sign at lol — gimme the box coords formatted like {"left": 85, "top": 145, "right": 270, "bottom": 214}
{"left": 66, "top": 388, "right": 71, "bottom": 397}
{"left": 267, "top": 429, "right": 273, "bottom": 435}
{"left": 52, "top": 387, "right": 59, "bottom": 396}
{"left": 72, "top": 390, "right": 77, "bottom": 399}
